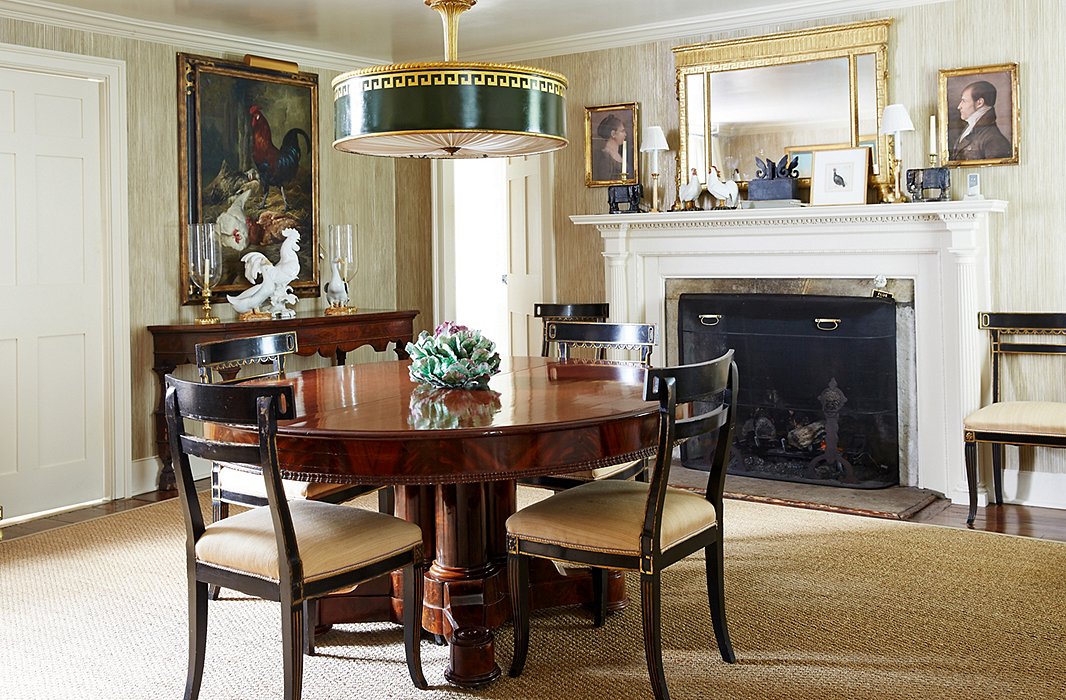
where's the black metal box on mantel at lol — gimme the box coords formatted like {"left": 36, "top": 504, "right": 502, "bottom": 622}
{"left": 747, "top": 155, "right": 799, "bottom": 201}
{"left": 678, "top": 293, "right": 900, "bottom": 489}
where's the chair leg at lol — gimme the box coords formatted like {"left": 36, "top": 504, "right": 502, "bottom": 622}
{"left": 303, "top": 599, "right": 317, "bottom": 656}
{"left": 591, "top": 567, "right": 608, "bottom": 628}
{"left": 508, "top": 552, "right": 531, "bottom": 677}
{"left": 209, "top": 470, "right": 227, "bottom": 601}
{"left": 965, "top": 441, "right": 979, "bottom": 525}
{"left": 403, "top": 562, "right": 429, "bottom": 689}
{"left": 991, "top": 443, "right": 1004, "bottom": 505}
{"left": 281, "top": 597, "right": 305, "bottom": 700}
{"left": 705, "top": 539, "right": 735, "bottom": 663}
{"left": 378, "top": 486, "right": 395, "bottom": 515}
{"left": 640, "top": 573, "right": 670, "bottom": 700}
{"left": 184, "top": 578, "right": 208, "bottom": 700}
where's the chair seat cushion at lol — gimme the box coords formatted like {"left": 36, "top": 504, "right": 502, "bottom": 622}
{"left": 964, "top": 401, "right": 1066, "bottom": 437}
{"left": 506, "top": 479, "right": 717, "bottom": 557}
{"left": 195, "top": 500, "right": 421, "bottom": 584}
{"left": 217, "top": 465, "right": 357, "bottom": 501}
{"left": 557, "top": 459, "right": 643, "bottom": 482}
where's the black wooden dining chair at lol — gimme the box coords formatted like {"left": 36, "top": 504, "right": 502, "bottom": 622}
{"left": 506, "top": 351, "right": 738, "bottom": 700}
{"left": 164, "top": 375, "right": 427, "bottom": 700}
{"left": 196, "top": 332, "right": 392, "bottom": 531}
{"left": 963, "top": 312, "right": 1066, "bottom": 524}
{"left": 533, "top": 303, "right": 610, "bottom": 357}
{"left": 520, "top": 320, "right": 657, "bottom": 490}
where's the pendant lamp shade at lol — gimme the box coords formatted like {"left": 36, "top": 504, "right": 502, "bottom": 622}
{"left": 333, "top": 1, "right": 568, "bottom": 159}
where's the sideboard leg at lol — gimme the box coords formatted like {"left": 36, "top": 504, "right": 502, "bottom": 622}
{"left": 153, "top": 364, "right": 177, "bottom": 491}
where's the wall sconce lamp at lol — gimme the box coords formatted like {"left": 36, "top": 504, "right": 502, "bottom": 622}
{"left": 880, "top": 104, "right": 915, "bottom": 203}
{"left": 640, "top": 126, "right": 669, "bottom": 212}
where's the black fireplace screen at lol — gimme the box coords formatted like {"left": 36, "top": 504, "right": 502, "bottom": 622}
{"left": 678, "top": 293, "right": 899, "bottom": 489}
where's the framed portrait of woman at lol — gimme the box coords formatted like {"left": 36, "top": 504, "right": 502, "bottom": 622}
{"left": 938, "top": 63, "right": 1019, "bottom": 167}
{"left": 585, "top": 103, "right": 639, "bottom": 187}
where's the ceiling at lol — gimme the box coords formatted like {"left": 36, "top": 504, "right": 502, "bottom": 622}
{"left": 3, "top": 0, "right": 939, "bottom": 67}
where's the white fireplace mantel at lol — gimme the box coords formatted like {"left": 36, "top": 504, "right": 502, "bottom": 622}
{"left": 571, "top": 200, "right": 1008, "bottom": 504}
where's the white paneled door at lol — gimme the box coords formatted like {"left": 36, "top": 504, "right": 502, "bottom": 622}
{"left": 505, "top": 154, "right": 555, "bottom": 356}
{"left": 0, "top": 65, "right": 108, "bottom": 519}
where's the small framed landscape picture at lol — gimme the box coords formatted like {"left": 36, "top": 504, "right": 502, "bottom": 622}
{"left": 938, "top": 63, "right": 1019, "bottom": 167}
{"left": 809, "top": 147, "right": 869, "bottom": 206}
{"left": 585, "top": 102, "right": 639, "bottom": 187}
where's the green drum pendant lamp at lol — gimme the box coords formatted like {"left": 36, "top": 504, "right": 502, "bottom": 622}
{"left": 332, "top": 0, "right": 567, "bottom": 158}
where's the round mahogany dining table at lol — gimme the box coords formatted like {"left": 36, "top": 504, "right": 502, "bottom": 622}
{"left": 256, "top": 356, "right": 658, "bottom": 687}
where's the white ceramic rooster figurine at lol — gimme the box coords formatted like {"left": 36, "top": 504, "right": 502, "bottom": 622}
{"left": 226, "top": 228, "right": 301, "bottom": 319}
{"left": 704, "top": 165, "right": 740, "bottom": 209}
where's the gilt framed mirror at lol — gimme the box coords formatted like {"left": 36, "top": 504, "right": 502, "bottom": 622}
{"left": 673, "top": 19, "right": 891, "bottom": 200}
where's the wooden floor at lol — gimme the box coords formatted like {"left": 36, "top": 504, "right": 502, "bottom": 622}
{"left": 2, "top": 482, "right": 1065, "bottom": 544}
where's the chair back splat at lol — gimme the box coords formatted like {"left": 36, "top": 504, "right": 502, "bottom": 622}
{"left": 545, "top": 320, "right": 656, "bottom": 367}
{"left": 523, "top": 320, "right": 658, "bottom": 491}
{"left": 534, "top": 303, "right": 609, "bottom": 357}
{"left": 164, "top": 375, "right": 427, "bottom": 699}
{"left": 963, "top": 312, "right": 1066, "bottom": 524}
{"left": 505, "top": 350, "right": 738, "bottom": 700}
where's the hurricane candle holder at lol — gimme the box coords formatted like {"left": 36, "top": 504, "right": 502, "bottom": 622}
{"left": 324, "top": 223, "right": 359, "bottom": 315}
{"left": 188, "top": 223, "right": 222, "bottom": 324}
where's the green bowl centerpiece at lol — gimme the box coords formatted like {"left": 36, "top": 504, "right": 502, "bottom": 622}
{"left": 405, "top": 322, "right": 502, "bottom": 389}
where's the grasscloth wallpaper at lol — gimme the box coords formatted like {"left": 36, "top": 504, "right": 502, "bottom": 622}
{"left": 2, "top": 0, "right": 1063, "bottom": 480}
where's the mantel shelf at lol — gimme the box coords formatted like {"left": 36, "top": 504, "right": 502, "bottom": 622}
{"left": 571, "top": 200, "right": 1008, "bottom": 230}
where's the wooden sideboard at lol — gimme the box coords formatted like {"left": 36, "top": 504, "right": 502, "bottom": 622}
{"left": 147, "top": 309, "right": 418, "bottom": 490}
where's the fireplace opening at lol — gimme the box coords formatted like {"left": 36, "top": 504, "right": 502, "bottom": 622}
{"left": 678, "top": 293, "right": 899, "bottom": 489}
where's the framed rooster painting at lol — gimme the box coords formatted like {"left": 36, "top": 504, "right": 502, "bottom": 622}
{"left": 177, "top": 53, "right": 319, "bottom": 306}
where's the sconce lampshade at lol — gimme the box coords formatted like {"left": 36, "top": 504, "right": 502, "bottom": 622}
{"left": 640, "top": 126, "right": 669, "bottom": 153}
{"left": 332, "top": 0, "right": 568, "bottom": 159}
{"left": 880, "top": 104, "right": 915, "bottom": 136}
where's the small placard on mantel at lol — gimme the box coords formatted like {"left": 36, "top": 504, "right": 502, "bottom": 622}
{"left": 740, "top": 199, "right": 803, "bottom": 209}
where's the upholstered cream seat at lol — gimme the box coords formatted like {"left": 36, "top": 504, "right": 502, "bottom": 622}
{"left": 964, "top": 401, "right": 1066, "bottom": 437}
{"left": 215, "top": 467, "right": 357, "bottom": 502}
{"left": 196, "top": 500, "right": 422, "bottom": 584}
{"left": 506, "top": 479, "right": 717, "bottom": 556}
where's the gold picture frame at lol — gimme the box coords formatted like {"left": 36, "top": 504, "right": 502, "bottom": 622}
{"left": 585, "top": 102, "right": 639, "bottom": 187}
{"left": 938, "top": 63, "right": 1019, "bottom": 167}
{"left": 177, "top": 53, "right": 320, "bottom": 305}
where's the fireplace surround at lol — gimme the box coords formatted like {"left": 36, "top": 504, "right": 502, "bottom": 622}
{"left": 571, "top": 201, "right": 1007, "bottom": 506}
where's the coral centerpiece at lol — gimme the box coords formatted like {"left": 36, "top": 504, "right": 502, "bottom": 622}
{"left": 405, "top": 322, "right": 501, "bottom": 389}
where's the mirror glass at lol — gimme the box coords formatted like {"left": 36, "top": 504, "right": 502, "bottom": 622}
{"left": 674, "top": 20, "right": 891, "bottom": 192}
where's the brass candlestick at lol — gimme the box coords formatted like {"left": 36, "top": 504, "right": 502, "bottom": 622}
{"left": 195, "top": 286, "right": 220, "bottom": 325}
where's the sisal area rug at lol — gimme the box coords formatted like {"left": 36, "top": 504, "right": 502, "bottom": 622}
{"left": 1, "top": 490, "right": 1063, "bottom": 700}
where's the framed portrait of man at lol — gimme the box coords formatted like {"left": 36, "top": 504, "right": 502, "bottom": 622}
{"left": 938, "top": 63, "right": 1019, "bottom": 167}
{"left": 585, "top": 103, "right": 639, "bottom": 187}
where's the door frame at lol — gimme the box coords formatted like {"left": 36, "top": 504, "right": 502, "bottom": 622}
{"left": 431, "top": 156, "right": 557, "bottom": 346}
{"left": 0, "top": 43, "right": 131, "bottom": 511}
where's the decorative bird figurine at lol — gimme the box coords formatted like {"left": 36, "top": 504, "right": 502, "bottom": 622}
{"left": 832, "top": 168, "right": 847, "bottom": 189}
{"left": 226, "top": 228, "right": 302, "bottom": 319}
{"left": 678, "top": 167, "right": 703, "bottom": 210}
{"left": 324, "top": 258, "right": 349, "bottom": 309}
{"left": 704, "top": 165, "right": 740, "bottom": 209}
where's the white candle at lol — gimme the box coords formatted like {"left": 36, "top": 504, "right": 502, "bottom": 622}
{"left": 929, "top": 114, "right": 937, "bottom": 157}
{"left": 620, "top": 140, "right": 627, "bottom": 178}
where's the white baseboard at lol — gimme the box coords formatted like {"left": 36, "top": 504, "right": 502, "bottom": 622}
{"left": 130, "top": 456, "right": 211, "bottom": 496}
{"left": 950, "top": 469, "right": 1066, "bottom": 511}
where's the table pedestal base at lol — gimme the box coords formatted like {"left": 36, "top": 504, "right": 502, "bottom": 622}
{"left": 314, "top": 481, "right": 628, "bottom": 687}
